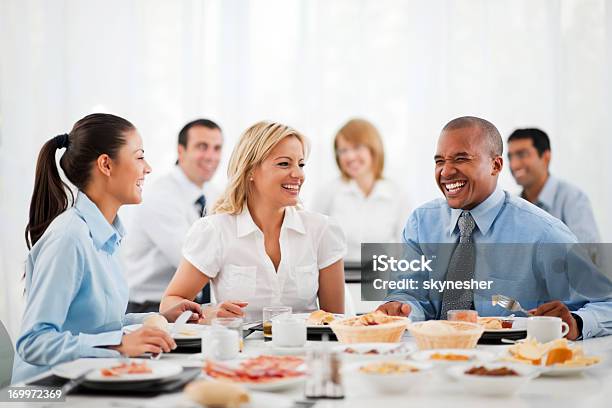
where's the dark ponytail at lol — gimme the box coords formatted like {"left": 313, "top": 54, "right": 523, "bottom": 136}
{"left": 25, "top": 113, "right": 135, "bottom": 249}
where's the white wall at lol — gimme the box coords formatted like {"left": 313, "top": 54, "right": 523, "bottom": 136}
{"left": 1, "top": 0, "right": 611, "bottom": 338}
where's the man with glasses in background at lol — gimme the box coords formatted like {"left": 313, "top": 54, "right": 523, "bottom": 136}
{"left": 507, "top": 128, "right": 600, "bottom": 243}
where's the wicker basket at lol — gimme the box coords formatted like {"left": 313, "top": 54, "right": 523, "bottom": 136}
{"left": 329, "top": 317, "right": 411, "bottom": 344}
{"left": 408, "top": 320, "right": 484, "bottom": 350}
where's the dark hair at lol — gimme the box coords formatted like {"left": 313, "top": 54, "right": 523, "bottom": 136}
{"left": 25, "top": 113, "right": 135, "bottom": 249}
{"left": 442, "top": 116, "right": 503, "bottom": 156}
{"left": 176, "top": 119, "right": 221, "bottom": 165}
{"left": 178, "top": 119, "right": 221, "bottom": 147}
{"left": 507, "top": 128, "right": 551, "bottom": 156}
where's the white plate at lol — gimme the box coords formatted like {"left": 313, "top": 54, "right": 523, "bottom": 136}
{"left": 292, "top": 312, "right": 344, "bottom": 328}
{"left": 265, "top": 343, "right": 314, "bottom": 356}
{"left": 411, "top": 348, "right": 496, "bottom": 364}
{"left": 446, "top": 363, "right": 539, "bottom": 396}
{"left": 242, "top": 375, "right": 306, "bottom": 391}
{"left": 123, "top": 323, "right": 208, "bottom": 340}
{"left": 345, "top": 361, "right": 433, "bottom": 393}
{"left": 334, "top": 343, "right": 414, "bottom": 360}
{"left": 481, "top": 316, "right": 528, "bottom": 333}
{"left": 52, "top": 358, "right": 183, "bottom": 382}
{"left": 539, "top": 358, "right": 604, "bottom": 377}
{"left": 204, "top": 358, "right": 307, "bottom": 391}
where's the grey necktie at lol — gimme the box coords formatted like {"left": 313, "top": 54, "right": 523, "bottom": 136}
{"left": 440, "top": 211, "right": 477, "bottom": 319}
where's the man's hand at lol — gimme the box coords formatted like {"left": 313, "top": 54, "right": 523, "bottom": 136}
{"left": 376, "top": 301, "right": 411, "bottom": 317}
{"left": 529, "top": 300, "right": 580, "bottom": 340}
{"left": 160, "top": 299, "right": 202, "bottom": 323}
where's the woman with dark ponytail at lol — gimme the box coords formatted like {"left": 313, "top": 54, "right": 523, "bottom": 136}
{"left": 13, "top": 113, "right": 202, "bottom": 383}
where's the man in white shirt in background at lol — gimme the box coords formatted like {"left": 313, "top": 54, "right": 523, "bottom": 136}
{"left": 123, "top": 119, "right": 223, "bottom": 313}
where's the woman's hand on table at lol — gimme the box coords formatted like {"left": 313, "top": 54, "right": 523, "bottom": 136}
{"left": 160, "top": 299, "right": 202, "bottom": 323}
{"left": 376, "top": 301, "right": 411, "bottom": 316}
{"left": 200, "top": 301, "right": 248, "bottom": 324}
{"left": 111, "top": 327, "right": 177, "bottom": 356}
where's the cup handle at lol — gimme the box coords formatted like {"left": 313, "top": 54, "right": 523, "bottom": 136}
{"left": 561, "top": 322, "right": 570, "bottom": 337}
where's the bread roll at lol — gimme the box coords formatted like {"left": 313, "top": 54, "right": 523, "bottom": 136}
{"left": 143, "top": 314, "right": 169, "bottom": 332}
{"left": 307, "top": 310, "right": 335, "bottom": 325}
{"left": 477, "top": 317, "right": 502, "bottom": 330}
{"left": 184, "top": 380, "right": 250, "bottom": 408}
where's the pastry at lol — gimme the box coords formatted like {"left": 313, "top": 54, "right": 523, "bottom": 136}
{"left": 143, "top": 314, "right": 170, "bottom": 332}
{"left": 307, "top": 310, "right": 335, "bottom": 325}
{"left": 185, "top": 380, "right": 250, "bottom": 408}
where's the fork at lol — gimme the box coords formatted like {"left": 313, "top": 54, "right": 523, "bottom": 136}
{"left": 492, "top": 294, "right": 533, "bottom": 316}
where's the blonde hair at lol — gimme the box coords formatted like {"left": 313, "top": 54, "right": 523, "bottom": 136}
{"left": 334, "top": 118, "right": 385, "bottom": 180}
{"left": 213, "top": 121, "right": 309, "bottom": 215}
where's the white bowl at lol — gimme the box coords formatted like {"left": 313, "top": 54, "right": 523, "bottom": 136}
{"left": 350, "top": 361, "right": 433, "bottom": 394}
{"left": 411, "top": 348, "right": 497, "bottom": 366}
{"left": 334, "top": 342, "right": 414, "bottom": 362}
{"left": 446, "top": 363, "right": 540, "bottom": 396}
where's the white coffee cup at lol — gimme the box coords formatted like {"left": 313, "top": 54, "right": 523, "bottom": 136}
{"left": 527, "top": 316, "right": 570, "bottom": 343}
{"left": 202, "top": 327, "right": 239, "bottom": 360}
{"left": 272, "top": 317, "right": 307, "bottom": 347}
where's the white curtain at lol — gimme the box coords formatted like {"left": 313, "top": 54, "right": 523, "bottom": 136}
{"left": 1, "top": 0, "right": 611, "bottom": 338}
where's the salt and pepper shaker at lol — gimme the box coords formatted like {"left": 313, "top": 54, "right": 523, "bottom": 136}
{"left": 304, "top": 334, "right": 345, "bottom": 399}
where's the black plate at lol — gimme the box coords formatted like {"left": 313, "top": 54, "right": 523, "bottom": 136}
{"left": 478, "top": 330, "right": 527, "bottom": 344}
{"left": 28, "top": 368, "right": 201, "bottom": 397}
{"left": 249, "top": 323, "right": 338, "bottom": 341}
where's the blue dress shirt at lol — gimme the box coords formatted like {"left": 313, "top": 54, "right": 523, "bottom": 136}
{"left": 12, "top": 192, "right": 150, "bottom": 383}
{"left": 524, "top": 174, "right": 601, "bottom": 243}
{"left": 385, "top": 187, "right": 612, "bottom": 339}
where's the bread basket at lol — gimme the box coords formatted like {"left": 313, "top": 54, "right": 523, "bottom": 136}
{"left": 330, "top": 316, "right": 411, "bottom": 344}
{"left": 409, "top": 320, "right": 484, "bottom": 350}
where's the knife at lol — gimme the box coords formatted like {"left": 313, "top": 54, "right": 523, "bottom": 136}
{"left": 60, "top": 367, "right": 95, "bottom": 395}
{"left": 151, "top": 311, "right": 193, "bottom": 360}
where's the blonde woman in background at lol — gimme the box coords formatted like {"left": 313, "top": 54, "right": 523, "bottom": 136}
{"left": 312, "top": 119, "right": 411, "bottom": 262}
{"left": 161, "top": 121, "right": 346, "bottom": 322}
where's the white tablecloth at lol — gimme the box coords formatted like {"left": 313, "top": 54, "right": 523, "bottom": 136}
{"left": 14, "top": 332, "right": 612, "bottom": 408}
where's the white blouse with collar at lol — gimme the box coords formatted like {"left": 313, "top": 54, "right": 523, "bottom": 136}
{"left": 311, "top": 178, "right": 411, "bottom": 262}
{"left": 182, "top": 205, "right": 346, "bottom": 321}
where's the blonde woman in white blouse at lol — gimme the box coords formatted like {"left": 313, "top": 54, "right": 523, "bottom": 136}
{"left": 312, "top": 118, "right": 411, "bottom": 262}
{"left": 161, "top": 121, "right": 346, "bottom": 321}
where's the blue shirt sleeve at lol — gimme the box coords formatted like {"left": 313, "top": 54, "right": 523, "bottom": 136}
{"left": 16, "top": 235, "right": 122, "bottom": 367}
{"left": 561, "top": 190, "right": 601, "bottom": 244}
{"left": 122, "top": 313, "right": 156, "bottom": 326}
{"left": 536, "top": 234, "right": 612, "bottom": 339}
{"left": 383, "top": 211, "right": 434, "bottom": 321}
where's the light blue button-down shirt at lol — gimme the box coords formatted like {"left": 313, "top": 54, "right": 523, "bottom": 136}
{"left": 12, "top": 192, "right": 150, "bottom": 383}
{"left": 386, "top": 187, "right": 612, "bottom": 339}
{"left": 524, "top": 174, "right": 601, "bottom": 243}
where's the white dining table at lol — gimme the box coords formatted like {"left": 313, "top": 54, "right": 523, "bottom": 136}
{"left": 13, "top": 332, "right": 612, "bottom": 408}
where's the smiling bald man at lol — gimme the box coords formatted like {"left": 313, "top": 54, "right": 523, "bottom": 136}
{"left": 376, "top": 116, "right": 612, "bottom": 340}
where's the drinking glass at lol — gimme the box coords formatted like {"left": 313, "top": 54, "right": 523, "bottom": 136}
{"left": 262, "top": 306, "right": 292, "bottom": 342}
{"left": 212, "top": 317, "right": 244, "bottom": 351}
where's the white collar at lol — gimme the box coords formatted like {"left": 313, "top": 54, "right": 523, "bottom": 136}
{"left": 236, "top": 205, "right": 306, "bottom": 238}
{"left": 171, "top": 165, "right": 205, "bottom": 203}
{"left": 339, "top": 178, "right": 393, "bottom": 199}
